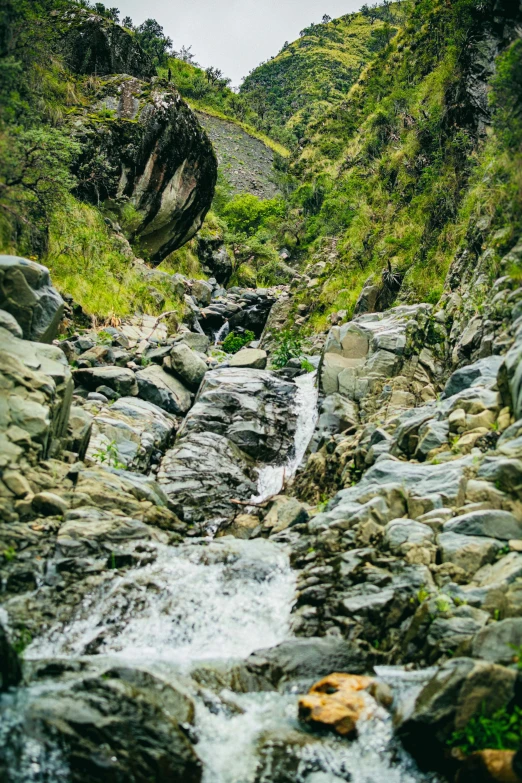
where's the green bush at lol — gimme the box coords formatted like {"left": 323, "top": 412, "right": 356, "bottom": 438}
{"left": 222, "top": 329, "right": 255, "bottom": 354}
{"left": 222, "top": 194, "right": 285, "bottom": 236}
{"left": 448, "top": 704, "right": 522, "bottom": 755}
{"left": 271, "top": 329, "right": 303, "bottom": 369}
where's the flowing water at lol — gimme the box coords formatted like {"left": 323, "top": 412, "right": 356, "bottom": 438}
{"left": 0, "top": 367, "right": 443, "bottom": 783}
{"left": 214, "top": 320, "right": 230, "bottom": 345}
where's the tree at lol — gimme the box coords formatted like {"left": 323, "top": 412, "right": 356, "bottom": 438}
{"left": 135, "top": 19, "right": 173, "bottom": 67}
{"left": 175, "top": 45, "right": 197, "bottom": 65}
{"left": 322, "top": 14, "right": 332, "bottom": 24}
{"left": 205, "top": 66, "right": 223, "bottom": 86}
{"left": 121, "top": 16, "right": 133, "bottom": 29}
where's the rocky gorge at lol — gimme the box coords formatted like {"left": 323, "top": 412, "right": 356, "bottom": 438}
{"left": 1, "top": 0, "right": 522, "bottom": 782}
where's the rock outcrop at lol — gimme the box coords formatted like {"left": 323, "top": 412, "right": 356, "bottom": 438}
{"left": 58, "top": 8, "right": 156, "bottom": 78}
{"left": 0, "top": 256, "right": 64, "bottom": 343}
{"left": 74, "top": 76, "right": 217, "bottom": 263}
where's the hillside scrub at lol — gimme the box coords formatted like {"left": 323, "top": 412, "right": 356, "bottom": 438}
{"left": 286, "top": 0, "right": 522, "bottom": 325}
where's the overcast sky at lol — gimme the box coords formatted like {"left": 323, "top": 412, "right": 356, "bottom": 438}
{"left": 115, "top": 1, "right": 364, "bottom": 85}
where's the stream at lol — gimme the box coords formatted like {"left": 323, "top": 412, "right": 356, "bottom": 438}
{"left": 0, "top": 367, "right": 444, "bottom": 783}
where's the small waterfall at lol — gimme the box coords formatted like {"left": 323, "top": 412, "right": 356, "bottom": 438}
{"left": 251, "top": 370, "right": 318, "bottom": 504}
{"left": 194, "top": 319, "right": 206, "bottom": 335}
{"left": 25, "top": 539, "right": 296, "bottom": 666}
{"left": 214, "top": 320, "right": 230, "bottom": 346}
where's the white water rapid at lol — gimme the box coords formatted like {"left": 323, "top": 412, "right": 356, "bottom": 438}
{"left": 214, "top": 320, "right": 230, "bottom": 345}
{"left": 2, "top": 367, "right": 444, "bottom": 783}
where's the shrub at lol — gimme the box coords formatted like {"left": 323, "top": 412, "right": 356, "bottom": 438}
{"left": 222, "top": 330, "right": 255, "bottom": 354}
{"left": 271, "top": 329, "right": 303, "bottom": 368}
{"left": 448, "top": 704, "right": 522, "bottom": 755}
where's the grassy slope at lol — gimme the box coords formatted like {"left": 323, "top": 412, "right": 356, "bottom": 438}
{"left": 286, "top": 0, "right": 522, "bottom": 330}
{"left": 240, "top": 11, "right": 401, "bottom": 146}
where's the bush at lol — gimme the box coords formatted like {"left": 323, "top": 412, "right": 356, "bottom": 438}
{"left": 448, "top": 704, "right": 522, "bottom": 755}
{"left": 222, "top": 194, "right": 285, "bottom": 236}
{"left": 222, "top": 330, "right": 255, "bottom": 354}
{"left": 271, "top": 329, "right": 303, "bottom": 368}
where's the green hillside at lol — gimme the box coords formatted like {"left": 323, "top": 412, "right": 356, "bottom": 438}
{"left": 284, "top": 0, "right": 522, "bottom": 328}
{"left": 240, "top": 7, "right": 404, "bottom": 147}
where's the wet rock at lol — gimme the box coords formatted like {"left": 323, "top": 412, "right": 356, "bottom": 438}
{"left": 179, "top": 368, "right": 297, "bottom": 462}
{"left": 471, "top": 618, "right": 522, "bottom": 664}
{"left": 298, "top": 673, "right": 374, "bottom": 737}
{"left": 2, "top": 669, "right": 202, "bottom": 783}
{"left": 443, "top": 510, "right": 522, "bottom": 541}
{"left": 166, "top": 343, "right": 208, "bottom": 391}
{"left": 427, "top": 606, "right": 489, "bottom": 656}
{"left": 0, "top": 256, "right": 64, "bottom": 343}
{"left": 32, "top": 492, "right": 69, "bottom": 517}
{"left": 136, "top": 365, "right": 192, "bottom": 415}
{"left": 74, "top": 367, "right": 138, "bottom": 397}
{"left": 218, "top": 514, "right": 260, "bottom": 540}
{"left": 0, "top": 622, "right": 21, "bottom": 691}
{"left": 229, "top": 349, "right": 268, "bottom": 369}
{"left": 246, "top": 637, "right": 375, "bottom": 687}
{"left": 384, "top": 519, "right": 435, "bottom": 553}
{"left": 158, "top": 432, "right": 257, "bottom": 523}
{"left": 57, "top": 507, "right": 154, "bottom": 558}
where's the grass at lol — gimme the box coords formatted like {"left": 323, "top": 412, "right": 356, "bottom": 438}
{"left": 45, "top": 196, "right": 186, "bottom": 322}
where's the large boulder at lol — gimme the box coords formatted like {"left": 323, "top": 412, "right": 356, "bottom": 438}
{"left": 136, "top": 365, "right": 192, "bottom": 415}
{"left": 166, "top": 344, "right": 207, "bottom": 391}
{"left": 58, "top": 8, "right": 155, "bottom": 77}
{"left": 0, "top": 327, "right": 73, "bottom": 466}
{"left": 73, "top": 75, "right": 217, "bottom": 263}
{"left": 0, "top": 257, "right": 64, "bottom": 343}
{"left": 0, "top": 667, "right": 202, "bottom": 783}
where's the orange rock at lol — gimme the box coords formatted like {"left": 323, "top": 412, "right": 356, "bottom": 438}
{"left": 456, "top": 750, "right": 521, "bottom": 783}
{"left": 298, "top": 673, "right": 374, "bottom": 737}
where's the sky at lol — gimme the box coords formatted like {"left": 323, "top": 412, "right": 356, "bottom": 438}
{"left": 114, "top": 0, "right": 364, "bottom": 86}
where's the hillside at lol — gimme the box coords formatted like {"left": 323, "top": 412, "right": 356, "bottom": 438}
{"left": 240, "top": 6, "right": 404, "bottom": 147}
{"left": 283, "top": 0, "right": 522, "bottom": 330}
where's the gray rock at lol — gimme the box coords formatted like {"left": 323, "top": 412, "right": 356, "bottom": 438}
{"left": 158, "top": 431, "right": 257, "bottom": 524}
{"left": 427, "top": 606, "right": 489, "bottom": 654}
{"left": 166, "top": 343, "right": 207, "bottom": 391}
{"left": 57, "top": 508, "right": 153, "bottom": 558}
{"left": 0, "top": 328, "right": 73, "bottom": 466}
{"left": 473, "top": 553, "right": 522, "bottom": 588}
{"left": 472, "top": 618, "right": 522, "bottom": 664}
{"left": 32, "top": 491, "right": 69, "bottom": 516}
{"left": 477, "top": 456, "right": 522, "bottom": 497}
{"left": 177, "top": 332, "right": 210, "bottom": 354}
{"left": 0, "top": 256, "right": 64, "bottom": 342}
{"left": 0, "top": 308, "right": 22, "bottom": 338}
{"left": 384, "top": 519, "right": 435, "bottom": 552}
{"left": 503, "top": 321, "right": 522, "bottom": 419}
{"left": 442, "top": 355, "right": 504, "bottom": 398}
{"left": 229, "top": 348, "right": 268, "bottom": 369}
{"left": 74, "top": 366, "right": 138, "bottom": 397}
{"left": 136, "top": 365, "right": 192, "bottom": 415}
{"left": 191, "top": 279, "right": 213, "bottom": 307}
{"left": 86, "top": 397, "right": 176, "bottom": 472}
{"left": 66, "top": 406, "right": 93, "bottom": 459}
{"left": 310, "top": 393, "right": 357, "bottom": 452}
{"left": 263, "top": 496, "right": 309, "bottom": 534}
{"left": 443, "top": 510, "right": 522, "bottom": 541}
{"left": 246, "top": 637, "right": 375, "bottom": 687}
{"left": 439, "top": 532, "right": 503, "bottom": 577}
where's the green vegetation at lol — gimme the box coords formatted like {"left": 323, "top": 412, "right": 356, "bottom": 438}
{"left": 448, "top": 704, "right": 522, "bottom": 755}
{"left": 241, "top": 6, "right": 404, "bottom": 148}
{"left": 283, "top": 0, "right": 522, "bottom": 324}
{"left": 222, "top": 330, "right": 255, "bottom": 354}
{"left": 271, "top": 330, "right": 304, "bottom": 369}
{"left": 92, "top": 439, "right": 126, "bottom": 469}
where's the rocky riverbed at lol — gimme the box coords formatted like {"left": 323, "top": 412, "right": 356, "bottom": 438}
{"left": 1, "top": 251, "right": 522, "bottom": 783}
